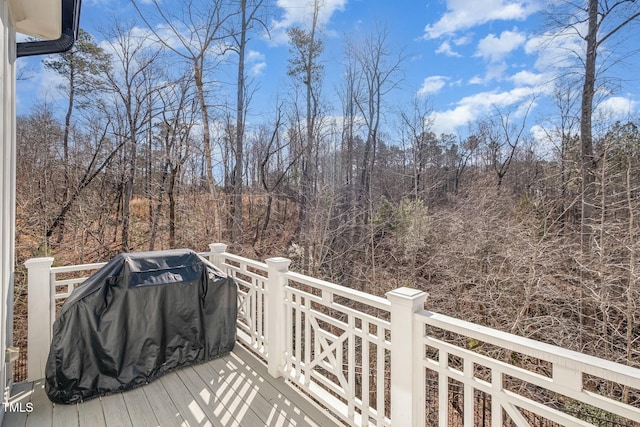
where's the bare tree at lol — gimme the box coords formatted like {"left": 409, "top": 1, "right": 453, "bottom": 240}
{"left": 579, "top": 0, "right": 639, "bottom": 251}
{"left": 132, "top": 0, "right": 235, "bottom": 240}
{"left": 544, "top": 0, "right": 640, "bottom": 350}
{"left": 148, "top": 76, "right": 196, "bottom": 249}
{"left": 255, "top": 105, "right": 299, "bottom": 244}
{"left": 287, "top": 0, "right": 325, "bottom": 270}
{"left": 547, "top": 0, "right": 640, "bottom": 249}
{"left": 540, "top": 81, "right": 581, "bottom": 228}
{"left": 477, "top": 101, "right": 534, "bottom": 190}
{"left": 447, "top": 134, "right": 475, "bottom": 195}
{"left": 399, "top": 96, "right": 434, "bottom": 200}
{"left": 227, "top": 0, "right": 268, "bottom": 242}
{"left": 16, "top": 107, "right": 63, "bottom": 253}
{"left": 102, "top": 21, "right": 162, "bottom": 251}
{"left": 43, "top": 29, "right": 110, "bottom": 243}
{"left": 347, "top": 24, "right": 404, "bottom": 225}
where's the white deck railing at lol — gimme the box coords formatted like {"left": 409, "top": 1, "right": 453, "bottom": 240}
{"left": 25, "top": 245, "right": 640, "bottom": 427}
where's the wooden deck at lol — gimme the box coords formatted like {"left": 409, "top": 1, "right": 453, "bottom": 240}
{"left": 2, "top": 345, "right": 340, "bottom": 427}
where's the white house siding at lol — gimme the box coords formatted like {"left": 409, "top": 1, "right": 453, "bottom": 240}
{"left": 0, "top": 0, "right": 16, "bottom": 423}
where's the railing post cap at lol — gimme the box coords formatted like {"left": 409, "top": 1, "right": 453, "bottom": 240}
{"left": 24, "top": 257, "right": 55, "bottom": 268}
{"left": 386, "top": 287, "right": 428, "bottom": 305}
{"left": 266, "top": 257, "right": 291, "bottom": 270}
{"left": 208, "top": 243, "right": 227, "bottom": 253}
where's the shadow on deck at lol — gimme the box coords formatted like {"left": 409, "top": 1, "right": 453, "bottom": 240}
{"left": 3, "top": 345, "right": 340, "bottom": 427}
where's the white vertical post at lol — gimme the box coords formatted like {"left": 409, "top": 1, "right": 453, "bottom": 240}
{"left": 265, "top": 257, "right": 290, "bottom": 378}
{"left": 208, "top": 243, "right": 227, "bottom": 271}
{"left": 491, "top": 369, "right": 503, "bottom": 427}
{"left": 24, "top": 257, "right": 54, "bottom": 381}
{"left": 386, "top": 287, "right": 428, "bottom": 427}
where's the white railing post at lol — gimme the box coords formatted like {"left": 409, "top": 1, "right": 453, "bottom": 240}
{"left": 24, "top": 257, "right": 55, "bottom": 381}
{"left": 265, "top": 257, "right": 290, "bottom": 378}
{"left": 208, "top": 243, "right": 227, "bottom": 271}
{"left": 386, "top": 287, "right": 428, "bottom": 427}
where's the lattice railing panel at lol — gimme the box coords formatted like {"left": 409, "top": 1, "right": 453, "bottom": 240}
{"left": 282, "top": 272, "right": 392, "bottom": 427}
{"left": 215, "top": 253, "right": 269, "bottom": 362}
{"left": 415, "top": 311, "right": 640, "bottom": 427}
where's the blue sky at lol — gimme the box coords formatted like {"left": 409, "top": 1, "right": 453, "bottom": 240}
{"left": 16, "top": 0, "right": 640, "bottom": 148}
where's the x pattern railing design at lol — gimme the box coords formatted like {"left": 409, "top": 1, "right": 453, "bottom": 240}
{"left": 213, "top": 253, "right": 269, "bottom": 363}
{"left": 281, "top": 273, "right": 392, "bottom": 426}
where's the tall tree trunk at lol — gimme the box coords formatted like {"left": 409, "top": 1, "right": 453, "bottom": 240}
{"left": 168, "top": 166, "right": 178, "bottom": 248}
{"left": 233, "top": 0, "right": 247, "bottom": 243}
{"left": 194, "top": 60, "right": 223, "bottom": 240}
{"left": 149, "top": 161, "right": 168, "bottom": 251}
{"left": 121, "top": 136, "right": 137, "bottom": 251}
{"left": 57, "top": 68, "right": 75, "bottom": 244}
{"left": 289, "top": 1, "right": 321, "bottom": 273}
{"left": 580, "top": 0, "right": 598, "bottom": 253}
{"left": 578, "top": 0, "right": 598, "bottom": 346}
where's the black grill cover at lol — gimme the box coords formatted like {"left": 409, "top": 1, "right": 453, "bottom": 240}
{"left": 45, "top": 249, "right": 237, "bottom": 404}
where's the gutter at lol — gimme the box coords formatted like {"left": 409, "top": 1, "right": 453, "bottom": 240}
{"left": 16, "top": 0, "right": 82, "bottom": 58}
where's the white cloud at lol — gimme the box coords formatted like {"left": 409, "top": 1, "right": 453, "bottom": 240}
{"left": 485, "top": 62, "right": 508, "bottom": 82}
{"left": 508, "top": 70, "right": 544, "bottom": 87}
{"left": 467, "top": 62, "right": 508, "bottom": 85}
{"left": 21, "top": 63, "right": 69, "bottom": 108}
{"left": 424, "top": 0, "right": 542, "bottom": 39}
{"left": 430, "top": 86, "right": 535, "bottom": 134}
{"left": 102, "top": 22, "right": 234, "bottom": 59}
{"left": 247, "top": 50, "right": 265, "bottom": 62}
{"left": 417, "top": 76, "right": 449, "bottom": 97}
{"left": 475, "top": 30, "right": 526, "bottom": 63}
{"left": 271, "top": 0, "right": 347, "bottom": 44}
{"left": 595, "top": 96, "right": 637, "bottom": 120}
{"left": 431, "top": 105, "right": 477, "bottom": 135}
{"left": 250, "top": 62, "right": 267, "bottom": 77}
{"left": 454, "top": 35, "right": 472, "bottom": 46}
{"left": 98, "top": 26, "right": 166, "bottom": 58}
{"left": 524, "top": 24, "right": 585, "bottom": 72}
{"left": 530, "top": 123, "right": 558, "bottom": 159}
{"left": 152, "top": 23, "right": 196, "bottom": 52}
{"left": 247, "top": 50, "right": 267, "bottom": 77}
{"left": 436, "top": 41, "right": 462, "bottom": 57}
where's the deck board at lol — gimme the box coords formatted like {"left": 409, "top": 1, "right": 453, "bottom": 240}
{"left": 100, "top": 393, "right": 134, "bottom": 427}
{"left": 231, "top": 347, "right": 338, "bottom": 426}
{"left": 159, "top": 368, "right": 216, "bottom": 427}
{"left": 178, "top": 364, "right": 244, "bottom": 427}
{"left": 207, "top": 360, "right": 284, "bottom": 424}
{"left": 142, "top": 376, "right": 187, "bottom": 427}
{"left": 52, "top": 401, "right": 78, "bottom": 427}
{"left": 203, "top": 357, "right": 297, "bottom": 426}
{"left": 24, "top": 380, "right": 52, "bottom": 427}
{"left": 77, "top": 398, "right": 105, "bottom": 427}
{"left": 121, "top": 387, "right": 158, "bottom": 427}
{"left": 4, "top": 345, "right": 341, "bottom": 427}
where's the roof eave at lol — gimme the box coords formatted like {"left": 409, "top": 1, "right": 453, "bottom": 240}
{"left": 14, "top": 0, "right": 81, "bottom": 58}
{"left": 13, "top": 0, "right": 61, "bottom": 40}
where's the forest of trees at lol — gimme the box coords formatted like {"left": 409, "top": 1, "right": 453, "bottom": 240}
{"left": 13, "top": 0, "right": 639, "bottom": 394}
